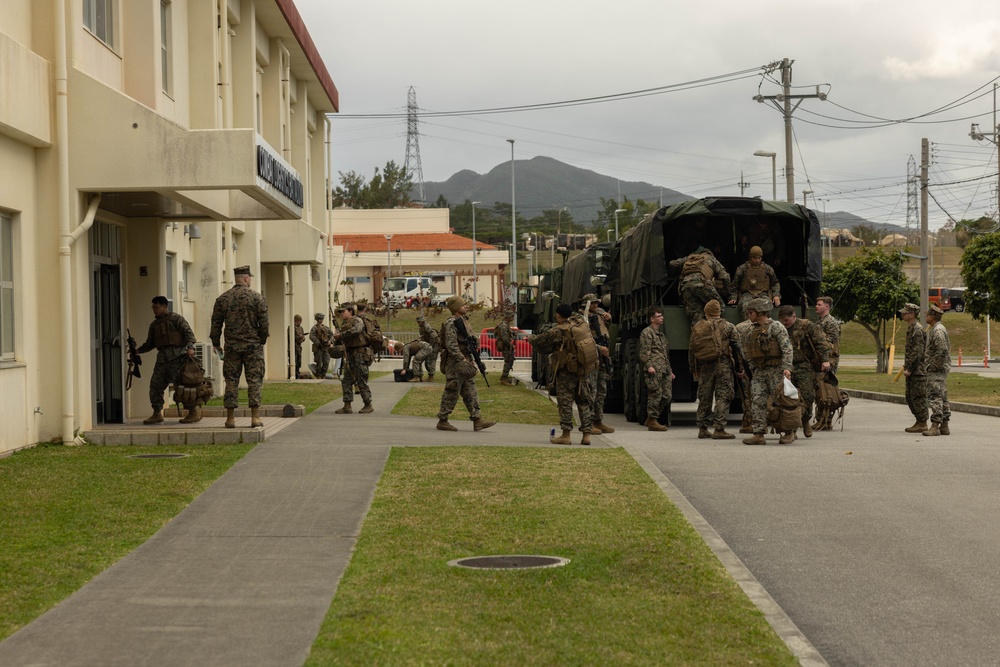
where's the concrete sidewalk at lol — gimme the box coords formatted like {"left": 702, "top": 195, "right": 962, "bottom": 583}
{"left": 0, "top": 376, "right": 613, "bottom": 667}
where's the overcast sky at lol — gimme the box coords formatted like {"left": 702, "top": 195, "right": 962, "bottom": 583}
{"left": 295, "top": 0, "right": 1000, "bottom": 230}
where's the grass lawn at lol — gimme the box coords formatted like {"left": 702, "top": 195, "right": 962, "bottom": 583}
{"left": 306, "top": 447, "right": 796, "bottom": 667}
{"left": 201, "top": 376, "right": 389, "bottom": 414}
{"left": 0, "top": 443, "right": 254, "bottom": 642}
{"left": 392, "top": 376, "right": 561, "bottom": 426}
{"left": 839, "top": 311, "right": 996, "bottom": 357}
{"left": 836, "top": 368, "right": 1000, "bottom": 407}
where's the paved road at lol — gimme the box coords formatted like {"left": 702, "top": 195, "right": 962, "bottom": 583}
{"left": 607, "top": 398, "right": 1000, "bottom": 667}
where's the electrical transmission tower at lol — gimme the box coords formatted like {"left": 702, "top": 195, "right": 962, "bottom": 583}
{"left": 906, "top": 154, "right": 918, "bottom": 241}
{"left": 404, "top": 86, "right": 426, "bottom": 204}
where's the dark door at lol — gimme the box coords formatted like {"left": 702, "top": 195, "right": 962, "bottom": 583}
{"left": 94, "top": 264, "right": 123, "bottom": 423}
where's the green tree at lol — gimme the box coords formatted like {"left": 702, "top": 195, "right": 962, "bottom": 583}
{"left": 850, "top": 224, "right": 879, "bottom": 246}
{"left": 433, "top": 193, "right": 449, "bottom": 209}
{"left": 954, "top": 216, "right": 999, "bottom": 248}
{"left": 959, "top": 231, "right": 1000, "bottom": 321}
{"left": 594, "top": 197, "right": 659, "bottom": 241}
{"left": 821, "top": 247, "right": 919, "bottom": 373}
{"left": 331, "top": 161, "right": 412, "bottom": 208}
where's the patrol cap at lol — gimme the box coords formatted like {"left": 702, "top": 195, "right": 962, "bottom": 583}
{"left": 234, "top": 265, "right": 253, "bottom": 276}
{"left": 746, "top": 298, "right": 772, "bottom": 315}
{"left": 898, "top": 303, "right": 919, "bottom": 315}
{"left": 928, "top": 303, "right": 944, "bottom": 315}
{"left": 314, "top": 312, "right": 325, "bottom": 320}
{"left": 749, "top": 246, "right": 763, "bottom": 258}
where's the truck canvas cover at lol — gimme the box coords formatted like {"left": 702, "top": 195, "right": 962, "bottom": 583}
{"left": 560, "top": 243, "right": 612, "bottom": 305}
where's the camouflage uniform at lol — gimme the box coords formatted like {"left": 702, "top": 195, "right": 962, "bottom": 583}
{"left": 639, "top": 323, "right": 673, "bottom": 421}
{"left": 734, "top": 319, "right": 755, "bottom": 431}
{"left": 136, "top": 311, "right": 196, "bottom": 411}
{"left": 925, "top": 321, "right": 951, "bottom": 425}
{"left": 732, "top": 260, "right": 780, "bottom": 318}
{"left": 588, "top": 308, "right": 612, "bottom": 425}
{"left": 418, "top": 318, "right": 440, "bottom": 379}
{"left": 494, "top": 318, "right": 516, "bottom": 382}
{"left": 903, "top": 320, "right": 929, "bottom": 423}
{"left": 689, "top": 318, "right": 739, "bottom": 431}
{"left": 289, "top": 321, "right": 305, "bottom": 378}
{"left": 210, "top": 284, "right": 269, "bottom": 408}
{"left": 668, "top": 252, "right": 732, "bottom": 322}
{"left": 309, "top": 321, "right": 334, "bottom": 379}
{"left": 437, "top": 315, "right": 483, "bottom": 422}
{"left": 785, "top": 318, "right": 831, "bottom": 425}
{"left": 402, "top": 339, "right": 433, "bottom": 379}
{"left": 816, "top": 313, "right": 842, "bottom": 373}
{"left": 745, "top": 319, "right": 793, "bottom": 434}
{"left": 339, "top": 315, "right": 372, "bottom": 406}
{"left": 530, "top": 316, "right": 593, "bottom": 433}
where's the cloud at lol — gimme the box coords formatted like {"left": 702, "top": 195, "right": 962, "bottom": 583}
{"left": 884, "top": 21, "right": 1000, "bottom": 80}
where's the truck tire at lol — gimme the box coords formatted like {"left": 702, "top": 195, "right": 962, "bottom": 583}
{"left": 623, "top": 339, "right": 638, "bottom": 421}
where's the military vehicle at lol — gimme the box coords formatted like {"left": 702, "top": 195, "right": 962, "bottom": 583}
{"left": 603, "top": 197, "right": 822, "bottom": 424}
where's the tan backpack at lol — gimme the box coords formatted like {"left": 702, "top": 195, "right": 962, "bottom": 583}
{"left": 690, "top": 319, "right": 727, "bottom": 362}
{"left": 558, "top": 318, "right": 599, "bottom": 376}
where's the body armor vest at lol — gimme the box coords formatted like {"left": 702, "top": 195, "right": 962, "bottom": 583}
{"left": 741, "top": 264, "right": 769, "bottom": 296}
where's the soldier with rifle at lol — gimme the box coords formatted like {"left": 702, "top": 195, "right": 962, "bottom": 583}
{"left": 135, "top": 295, "right": 196, "bottom": 424}
{"left": 585, "top": 294, "right": 615, "bottom": 434}
{"left": 309, "top": 312, "right": 334, "bottom": 380}
{"left": 435, "top": 296, "right": 495, "bottom": 432}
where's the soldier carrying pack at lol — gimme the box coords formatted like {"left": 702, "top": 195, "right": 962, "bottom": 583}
{"left": 550, "top": 315, "right": 599, "bottom": 377}
{"left": 690, "top": 318, "right": 728, "bottom": 362}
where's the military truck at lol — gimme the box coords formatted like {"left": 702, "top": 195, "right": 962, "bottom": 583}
{"left": 603, "top": 196, "right": 822, "bottom": 424}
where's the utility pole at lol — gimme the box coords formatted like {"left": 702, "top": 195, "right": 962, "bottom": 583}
{"left": 754, "top": 58, "right": 827, "bottom": 203}
{"left": 737, "top": 171, "right": 750, "bottom": 196}
{"left": 969, "top": 83, "right": 1000, "bottom": 222}
{"left": 920, "top": 139, "right": 929, "bottom": 317}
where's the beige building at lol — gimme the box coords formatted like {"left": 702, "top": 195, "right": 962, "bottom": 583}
{"left": 1, "top": 0, "right": 338, "bottom": 453}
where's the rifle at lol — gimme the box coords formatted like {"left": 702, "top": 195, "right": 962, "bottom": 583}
{"left": 729, "top": 338, "right": 752, "bottom": 411}
{"left": 455, "top": 316, "right": 489, "bottom": 387}
{"left": 589, "top": 312, "right": 612, "bottom": 373}
{"left": 126, "top": 328, "right": 142, "bottom": 390}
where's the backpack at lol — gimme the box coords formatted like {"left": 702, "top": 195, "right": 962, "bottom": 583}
{"left": 815, "top": 372, "right": 849, "bottom": 429}
{"left": 682, "top": 253, "right": 714, "bottom": 281}
{"left": 493, "top": 323, "right": 511, "bottom": 352}
{"left": 556, "top": 317, "right": 599, "bottom": 376}
{"left": 690, "top": 318, "right": 726, "bottom": 362}
{"left": 173, "top": 358, "right": 213, "bottom": 407}
{"left": 767, "top": 382, "right": 803, "bottom": 432}
{"left": 360, "top": 314, "right": 385, "bottom": 355}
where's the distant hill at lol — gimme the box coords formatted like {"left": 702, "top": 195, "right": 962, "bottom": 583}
{"left": 417, "top": 156, "right": 691, "bottom": 225}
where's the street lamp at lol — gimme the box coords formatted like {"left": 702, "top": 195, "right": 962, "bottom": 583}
{"left": 383, "top": 234, "right": 393, "bottom": 328}
{"left": 471, "top": 201, "right": 480, "bottom": 304}
{"left": 754, "top": 150, "right": 777, "bottom": 200}
{"left": 802, "top": 189, "right": 813, "bottom": 207}
{"left": 507, "top": 138, "right": 516, "bottom": 324}
{"left": 613, "top": 208, "right": 626, "bottom": 242}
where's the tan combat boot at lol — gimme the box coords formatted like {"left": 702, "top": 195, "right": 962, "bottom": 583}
{"left": 645, "top": 417, "right": 668, "bottom": 432}
{"left": 904, "top": 420, "right": 928, "bottom": 433}
{"left": 179, "top": 407, "right": 201, "bottom": 424}
{"left": 581, "top": 430, "right": 591, "bottom": 446}
{"left": 922, "top": 422, "right": 941, "bottom": 437}
{"left": 778, "top": 430, "right": 797, "bottom": 445}
{"left": 801, "top": 414, "right": 813, "bottom": 438}
{"left": 436, "top": 419, "right": 458, "bottom": 431}
{"left": 143, "top": 410, "right": 164, "bottom": 425}
{"left": 698, "top": 426, "right": 711, "bottom": 439}
{"left": 742, "top": 433, "right": 766, "bottom": 446}
{"left": 549, "top": 429, "right": 572, "bottom": 445}
{"left": 224, "top": 408, "right": 235, "bottom": 429}
{"left": 939, "top": 419, "right": 950, "bottom": 435}
{"left": 712, "top": 428, "right": 735, "bottom": 440}
{"left": 473, "top": 418, "right": 496, "bottom": 432}
{"left": 250, "top": 407, "right": 263, "bottom": 428}
{"left": 359, "top": 402, "right": 374, "bottom": 414}
{"left": 335, "top": 402, "right": 353, "bottom": 414}
{"left": 739, "top": 415, "right": 754, "bottom": 433}
{"left": 593, "top": 421, "right": 615, "bottom": 434}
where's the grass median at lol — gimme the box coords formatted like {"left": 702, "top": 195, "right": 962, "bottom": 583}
{"left": 392, "top": 376, "right": 562, "bottom": 425}
{"left": 836, "top": 368, "right": 1000, "bottom": 407}
{"left": 306, "top": 447, "right": 796, "bottom": 666}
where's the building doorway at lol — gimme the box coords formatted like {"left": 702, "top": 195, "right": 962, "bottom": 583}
{"left": 91, "top": 222, "right": 124, "bottom": 423}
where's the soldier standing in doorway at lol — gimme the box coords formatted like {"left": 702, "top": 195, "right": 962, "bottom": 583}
{"left": 309, "top": 313, "right": 333, "bottom": 379}
{"left": 137, "top": 295, "right": 196, "bottom": 424}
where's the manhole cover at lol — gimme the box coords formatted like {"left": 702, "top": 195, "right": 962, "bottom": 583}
{"left": 447, "top": 555, "right": 569, "bottom": 570}
{"left": 128, "top": 453, "right": 190, "bottom": 459}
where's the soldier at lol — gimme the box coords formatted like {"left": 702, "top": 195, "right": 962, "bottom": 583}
{"left": 436, "top": 296, "right": 496, "bottom": 432}
{"left": 734, "top": 312, "right": 756, "bottom": 434}
{"left": 689, "top": 300, "right": 741, "bottom": 439}
{"left": 494, "top": 311, "right": 516, "bottom": 385}
{"left": 922, "top": 303, "right": 952, "bottom": 437}
{"left": 289, "top": 314, "right": 306, "bottom": 379}
{"left": 899, "top": 303, "right": 929, "bottom": 433}
{"left": 638, "top": 306, "right": 674, "bottom": 431}
{"left": 814, "top": 296, "right": 841, "bottom": 372}
{"left": 395, "top": 338, "right": 432, "bottom": 381}
{"left": 728, "top": 246, "right": 781, "bottom": 318}
{"left": 136, "top": 295, "right": 197, "bottom": 424}
{"left": 210, "top": 265, "right": 269, "bottom": 428}
{"left": 332, "top": 303, "right": 373, "bottom": 414}
{"left": 417, "top": 315, "right": 440, "bottom": 381}
{"left": 529, "top": 303, "right": 594, "bottom": 444}
{"left": 742, "top": 298, "right": 794, "bottom": 446}
{"left": 589, "top": 294, "right": 615, "bottom": 434}
{"left": 778, "top": 305, "right": 831, "bottom": 438}
{"left": 309, "top": 313, "right": 333, "bottom": 380}
{"left": 668, "top": 247, "right": 732, "bottom": 323}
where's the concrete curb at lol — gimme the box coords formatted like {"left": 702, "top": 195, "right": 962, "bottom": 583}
{"left": 843, "top": 389, "right": 1000, "bottom": 418}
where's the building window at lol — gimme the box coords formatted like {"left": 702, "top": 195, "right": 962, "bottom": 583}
{"left": 160, "top": 1, "right": 172, "bottom": 94}
{"left": 165, "top": 252, "right": 175, "bottom": 312}
{"left": 83, "top": 0, "right": 116, "bottom": 49}
{"left": 182, "top": 261, "right": 191, "bottom": 299}
{"left": 1, "top": 212, "right": 14, "bottom": 359}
